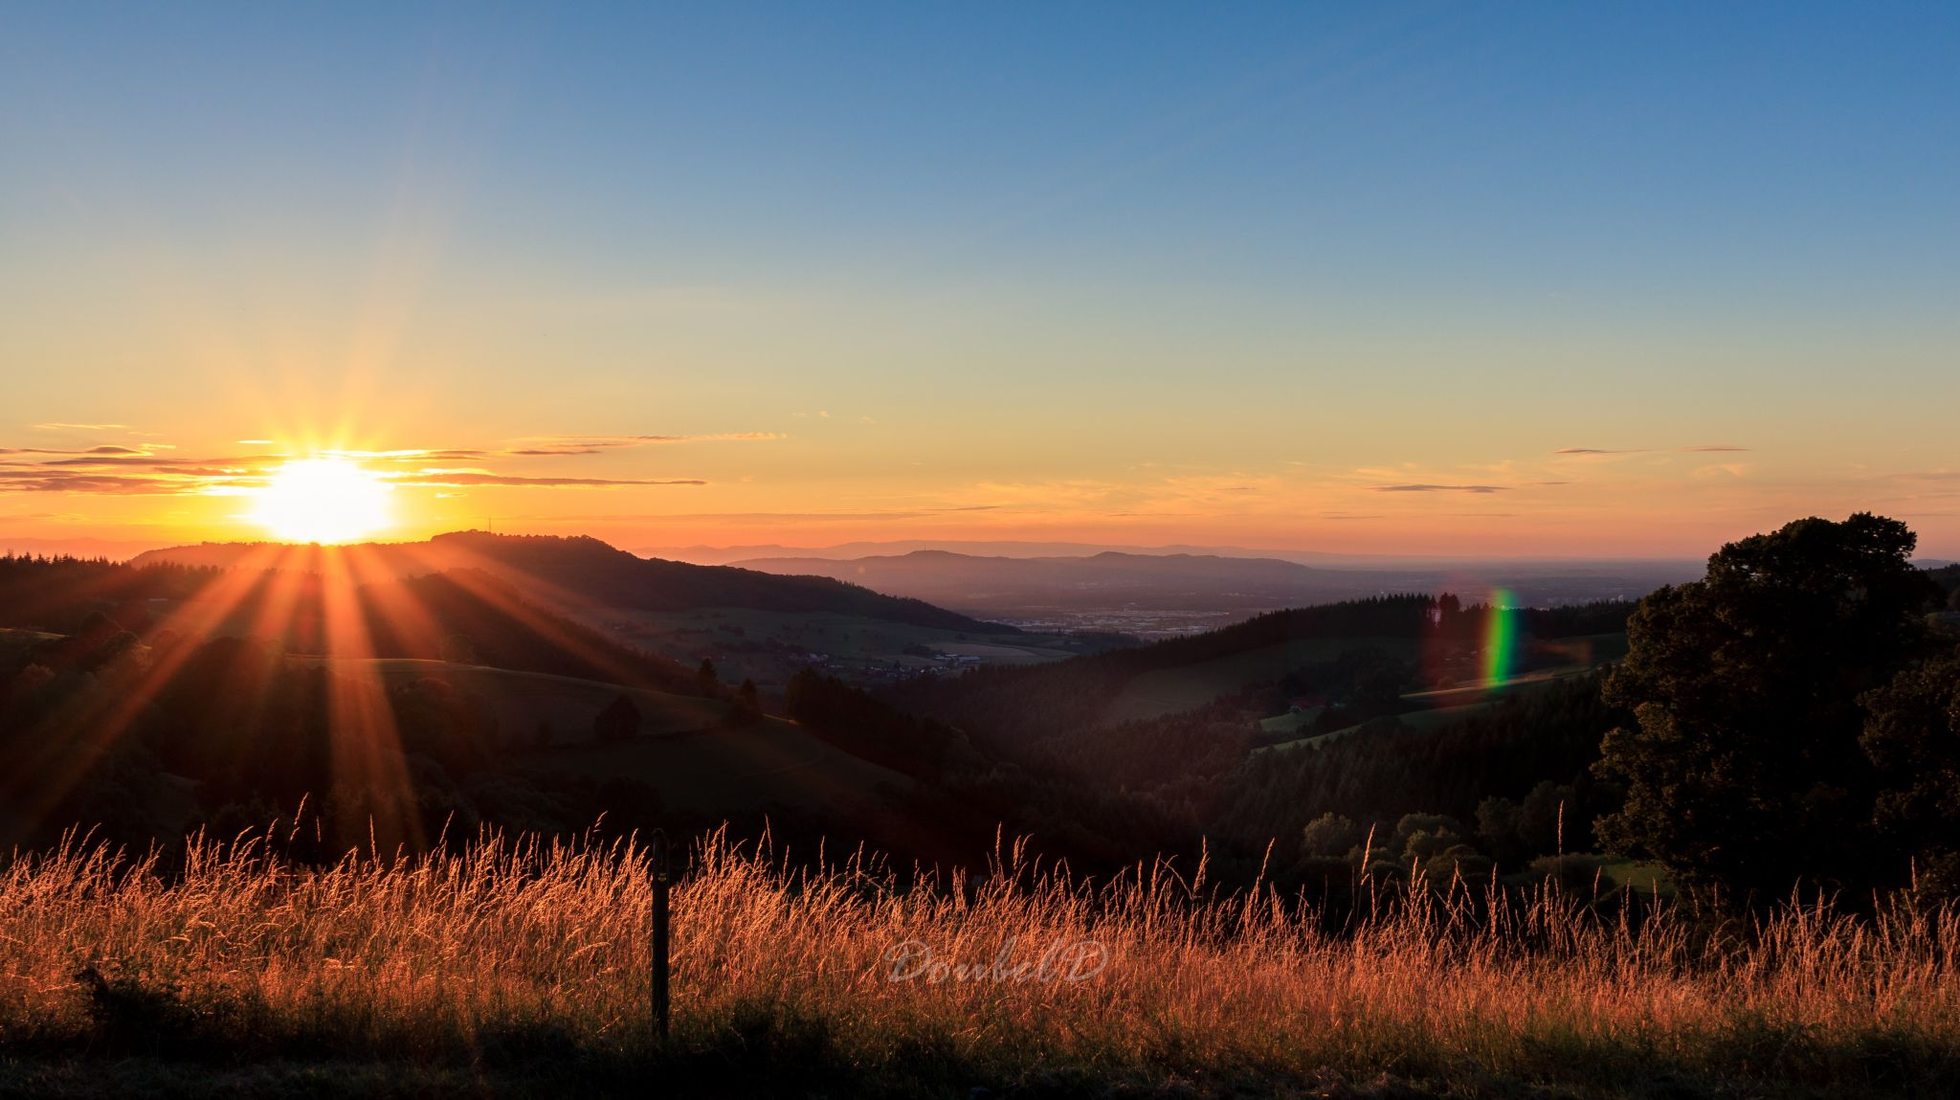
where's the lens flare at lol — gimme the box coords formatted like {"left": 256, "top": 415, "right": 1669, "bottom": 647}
{"left": 1482, "top": 588, "right": 1517, "bottom": 686}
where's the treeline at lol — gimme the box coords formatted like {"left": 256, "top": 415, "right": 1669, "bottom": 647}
{"left": 0, "top": 554, "right": 221, "bottom": 635}
{"left": 1929, "top": 561, "right": 1960, "bottom": 605}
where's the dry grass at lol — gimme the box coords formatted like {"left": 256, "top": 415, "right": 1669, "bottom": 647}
{"left": 2, "top": 827, "right": 1957, "bottom": 1098}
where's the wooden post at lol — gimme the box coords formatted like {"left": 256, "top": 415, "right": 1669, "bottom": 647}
{"left": 651, "top": 828, "right": 671, "bottom": 1042}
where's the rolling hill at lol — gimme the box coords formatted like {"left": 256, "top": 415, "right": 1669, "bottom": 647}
{"left": 732, "top": 548, "right": 1697, "bottom": 623}
{"left": 314, "top": 657, "right": 913, "bottom": 817}
{"left": 130, "top": 532, "right": 1016, "bottom": 634}
{"left": 888, "top": 595, "right": 1636, "bottom": 749}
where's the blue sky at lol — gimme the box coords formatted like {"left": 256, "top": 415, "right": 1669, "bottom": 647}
{"left": 2, "top": 3, "right": 1957, "bottom": 554}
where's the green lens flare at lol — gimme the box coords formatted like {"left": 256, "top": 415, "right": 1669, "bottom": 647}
{"left": 1483, "top": 589, "right": 1516, "bottom": 685}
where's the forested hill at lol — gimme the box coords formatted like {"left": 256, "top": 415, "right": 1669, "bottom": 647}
{"left": 1928, "top": 562, "right": 1960, "bottom": 603}
{"left": 886, "top": 594, "right": 1636, "bottom": 748}
{"left": 0, "top": 553, "right": 704, "bottom": 697}
{"left": 129, "top": 531, "right": 1014, "bottom": 634}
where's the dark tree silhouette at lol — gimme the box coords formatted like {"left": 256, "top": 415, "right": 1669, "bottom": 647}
{"left": 1595, "top": 514, "right": 1942, "bottom": 900}
{"left": 1860, "top": 647, "right": 1960, "bottom": 898}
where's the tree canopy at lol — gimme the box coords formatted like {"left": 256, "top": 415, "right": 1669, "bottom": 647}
{"left": 1596, "top": 513, "right": 1942, "bottom": 899}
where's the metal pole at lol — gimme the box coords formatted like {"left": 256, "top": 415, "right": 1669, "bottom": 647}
{"left": 651, "top": 829, "right": 671, "bottom": 1042}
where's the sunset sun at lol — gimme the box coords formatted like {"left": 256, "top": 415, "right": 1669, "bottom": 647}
{"left": 248, "top": 457, "right": 393, "bottom": 543}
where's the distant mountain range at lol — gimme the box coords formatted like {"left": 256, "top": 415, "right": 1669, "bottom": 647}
{"left": 129, "top": 531, "right": 1012, "bottom": 634}
{"left": 641, "top": 539, "right": 1514, "bottom": 568}
{"left": 729, "top": 549, "right": 1704, "bottom": 618}
{"left": 635, "top": 537, "right": 1419, "bottom": 564}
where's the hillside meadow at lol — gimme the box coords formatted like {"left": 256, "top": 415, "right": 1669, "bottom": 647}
{"left": 2, "top": 827, "right": 1956, "bottom": 1098}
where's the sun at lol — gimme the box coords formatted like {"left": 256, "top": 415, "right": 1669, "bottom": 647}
{"left": 249, "top": 458, "right": 393, "bottom": 544}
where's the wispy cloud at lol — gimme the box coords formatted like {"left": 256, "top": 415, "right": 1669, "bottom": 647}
{"left": 0, "top": 429, "right": 760, "bottom": 496}
{"left": 1556, "top": 445, "right": 1751, "bottom": 455}
{"left": 605, "top": 511, "right": 936, "bottom": 523}
{"left": 389, "top": 473, "right": 706, "bottom": 488}
{"left": 1372, "top": 483, "right": 1509, "bottom": 494}
{"left": 505, "top": 433, "right": 783, "bottom": 456}
{"left": 0, "top": 445, "right": 154, "bottom": 457}
{"left": 0, "top": 471, "right": 240, "bottom": 495}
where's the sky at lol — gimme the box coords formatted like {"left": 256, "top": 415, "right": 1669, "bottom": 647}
{"left": 2, "top": 2, "right": 1957, "bottom": 558}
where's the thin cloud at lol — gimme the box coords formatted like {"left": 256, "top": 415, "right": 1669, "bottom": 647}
{"left": 31, "top": 422, "right": 129, "bottom": 432}
{"left": 390, "top": 473, "right": 707, "bottom": 488}
{"left": 0, "top": 431, "right": 758, "bottom": 496}
{"left": 1372, "top": 484, "right": 1509, "bottom": 494}
{"left": 507, "top": 433, "right": 783, "bottom": 456}
{"left": 588, "top": 511, "right": 931, "bottom": 522}
{"left": 0, "top": 471, "right": 229, "bottom": 495}
{"left": 34, "top": 454, "right": 265, "bottom": 469}
{"left": 0, "top": 445, "right": 153, "bottom": 457}
{"left": 1556, "top": 445, "right": 1751, "bottom": 455}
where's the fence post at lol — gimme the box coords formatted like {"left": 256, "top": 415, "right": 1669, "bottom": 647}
{"left": 651, "top": 828, "right": 671, "bottom": 1043}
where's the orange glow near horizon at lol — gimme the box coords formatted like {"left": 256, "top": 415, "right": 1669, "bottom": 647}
{"left": 1, "top": 420, "right": 1957, "bottom": 560}
{"left": 248, "top": 458, "right": 395, "bottom": 544}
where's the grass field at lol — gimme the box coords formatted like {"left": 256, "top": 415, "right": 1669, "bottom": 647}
{"left": 315, "top": 657, "right": 913, "bottom": 817}
{"left": 1397, "top": 665, "right": 1587, "bottom": 707}
{"left": 577, "top": 607, "right": 1082, "bottom": 689}
{"left": 1254, "top": 667, "right": 1597, "bottom": 755}
{"left": 1, "top": 829, "right": 1954, "bottom": 1098}
{"left": 533, "top": 717, "right": 912, "bottom": 815}
{"left": 1257, "top": 707, "right": 1320, "bottom": 735}
{"left": 320, "top": 657, "right": 733, "bottom": 744}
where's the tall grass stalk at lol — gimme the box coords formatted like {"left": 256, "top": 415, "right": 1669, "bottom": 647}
{"left": 2, "top": 826, "right": 1955, "bottom": 1094}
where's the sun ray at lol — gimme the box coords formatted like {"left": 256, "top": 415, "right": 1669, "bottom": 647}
{"left": 317, "top": 548, "right": 422, "bottom": 854}
{"left": 0, "top": 546, "right": 292, "bottom": 833}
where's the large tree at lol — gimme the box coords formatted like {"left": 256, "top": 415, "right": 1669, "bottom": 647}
{"left": 1595, "top": 514, "right": 1940, "bottom": 899}
{"left": 1860, "top": 647, "right": 1960, "bottom": 899}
